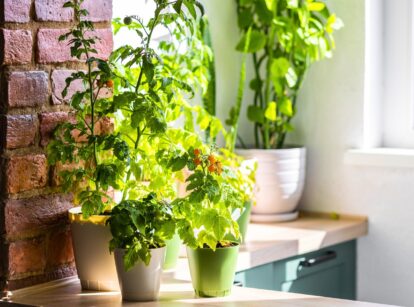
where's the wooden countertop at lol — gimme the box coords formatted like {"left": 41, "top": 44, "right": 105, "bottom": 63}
{"left": 236, "top": 212, "right": 368, "bottom": 271}
{"left": 8, "top": 274, "right": 395, "bottom": 307}
{"left": 6, "top": 212, "right": 373, "bottom": 307}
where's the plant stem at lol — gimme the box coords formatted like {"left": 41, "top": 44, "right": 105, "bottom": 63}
{"left": 228, "top": 27, "right": 251, "bottom": 152}
{"left": 122, "top": 5, "right": 161, "bottom": 201}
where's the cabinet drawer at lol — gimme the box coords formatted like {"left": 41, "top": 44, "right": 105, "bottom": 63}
{"left": 235, "top": 240, "right": 356, "bottom": 300}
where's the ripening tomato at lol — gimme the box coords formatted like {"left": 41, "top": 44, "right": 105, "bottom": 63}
{"left": 207, "top": 155, "right": 216, "bottom": 164}
{"left": 106, "top": 80, "right": 114, "bottom": 88}
{"left": 194, "top": 148, "right": 201, "bottom": 156}
{"left": 208, "top": 164, "right": 216, "bottom": 173}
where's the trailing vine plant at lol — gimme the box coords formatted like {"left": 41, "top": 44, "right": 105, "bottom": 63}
{"left": 235, "top": 0, "right": 343, "bottom": 149}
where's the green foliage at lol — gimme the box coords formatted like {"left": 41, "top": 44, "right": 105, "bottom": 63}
{"left": 108, "top": 0, "right": 217, "bottom": 268}
{"left": 107, "top": 193, "right": 175, "bottom": 270}
{"left": 167, "top": 147, "right": 246, "bottom": 250}
{"left": 234, "top": 0, "right": 343, "bottom": 149}
{"left": 156, "top": 13, "right": 220, "bottom": 144}
{"left": 111, "top": 0, "right": 222, "bottom": 203}
{"left": 47, "top": 0, "right": 128, "bottom": 218}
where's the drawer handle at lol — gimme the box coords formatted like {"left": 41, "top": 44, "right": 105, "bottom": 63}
{"left": 299, "top": 251, "right": 337, "bottom": 268}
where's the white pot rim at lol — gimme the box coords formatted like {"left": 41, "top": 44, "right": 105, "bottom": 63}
{"left": 236, "top": 146, "right": 305, "bottom": 153}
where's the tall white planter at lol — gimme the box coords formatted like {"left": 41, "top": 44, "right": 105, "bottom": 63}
{"left": 69, "top": 207, "right": 119, "bottom": 291}
{"left": 114, "top": 247, "right": 165, "bottom": 301}
{"left": 236, "top": 148, "right": 306, "bottom": 220}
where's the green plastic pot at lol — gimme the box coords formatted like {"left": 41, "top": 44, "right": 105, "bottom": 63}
{"left": 163, "top": 233, "right": 181, "bottom": 270}
{"left": 186, "top": 244, "right": 239, "bottom": 297}
{"left": 237, "top": 201, "right": 252, "bottom": 243}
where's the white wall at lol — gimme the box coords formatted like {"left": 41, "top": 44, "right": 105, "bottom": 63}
{"left": 289, "top": 0, "right": 414, "bottom": 306}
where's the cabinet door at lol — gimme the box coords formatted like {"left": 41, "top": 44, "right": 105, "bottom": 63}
{"left": 236, "top": 240, "right": 356, "bottom": 300}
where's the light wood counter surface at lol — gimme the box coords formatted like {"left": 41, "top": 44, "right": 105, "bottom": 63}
{"left": 8, "top": 274, "right": 396, "bottom": 307}
{"left": 235, "top": 212, "right": 368, "bottom": 271}
{"left": 6, "top": 212, "right": 375, "bottom": 307}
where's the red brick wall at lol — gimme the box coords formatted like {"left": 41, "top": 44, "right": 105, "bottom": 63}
{"left": 0, "top": 0, "right": 113, "bottom": 291}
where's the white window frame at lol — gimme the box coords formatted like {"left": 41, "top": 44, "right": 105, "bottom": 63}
{"left": 346, "top": 0, "right": 414, "bottom": 167}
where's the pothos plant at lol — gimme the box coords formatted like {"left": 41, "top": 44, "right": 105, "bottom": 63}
{"left": 235, "top": 0, "right": 343, "bottom": 149}
{"left": 168, "top": 147, "right": 245, "bottom": 249}
{"left": 47, "top": 0, "right": 129, "bottom": 218}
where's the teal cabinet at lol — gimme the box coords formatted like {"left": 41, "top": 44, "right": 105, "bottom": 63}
{"left": 235, "top": 240, "right": 356, "bottom": 300}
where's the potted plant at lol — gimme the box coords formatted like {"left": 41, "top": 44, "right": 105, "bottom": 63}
{"left": 168, "top": 147, "right": 244, "bottom": 297}
{"left": 47, "top": 0, "right": 129, "bottom": 291}
{"left": 158, "top": 10, "right": 257, "bottom": 239}
{"left": 110, "top": 0, "right": 207, "bottom": 272}
{"left": 233, "top": 0, "right": 343, "bottom": 221}
{"left": 106, "top": 193, "right": 175, "bottom": 301}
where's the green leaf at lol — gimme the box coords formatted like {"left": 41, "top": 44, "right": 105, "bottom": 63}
{"left": 236, "top": 30, "right": 267, "bottom": 53}
{"left": 286, "top": 67, "right": 298, "bottom": 88}
{"left": 238, "top": 8, "right": 253, "bottom": 29}
{"left": 173, "top": 0, "right": 183, "bottom": 13}
{"left": 240, "top": 0, "right": 254, "bottom": 5}
{"left": 279, "top": 98, "right": 293, "bottom": 117}
{"left": 264, "top": 0, "right": 275, "bottom": 11}
{"left": 247, "top": 105, "right": 265, "bottom": 124}
{"left": 307, "top": 2, "right": 325, "bottom": 11}
{"left": 271, "top": 58, "right": 290, "bottom": 78}
{"left": 184, "top": 0, "right": 197, "bottom": 18}
{"left": 264, "top": 101, "right": 277, "bottom": 121}
{"left": 287, "top": 0, "right": 298, "bottom": 8}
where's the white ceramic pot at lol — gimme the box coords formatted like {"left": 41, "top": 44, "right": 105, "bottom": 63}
{"left": 236, "top": 148, "right": 306, "bottom": 215}
{"left": 114, "top": 247, "right": 166, "bottom": 301}
{"left": 69, "top": 207, "right": 119, "bottom": 291}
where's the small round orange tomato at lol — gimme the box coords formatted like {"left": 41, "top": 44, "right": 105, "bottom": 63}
{"left": 194, "top": 148, "right": 201, "bottom": 156}
{"left": 106, "top": 80, "right": 114, "bottom": 88}
{"left": 207, "top": 155, "right": 216, "bottom": 164}
{"left": 208, "top": 164, "right": 216, "bottom": 173}
{"left": 194, "top": 158, "right": 201, "bottom": 166}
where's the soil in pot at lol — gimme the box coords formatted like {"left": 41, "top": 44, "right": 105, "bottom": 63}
{"left": 186, "top": 243, "right": 239, "bottom": 297}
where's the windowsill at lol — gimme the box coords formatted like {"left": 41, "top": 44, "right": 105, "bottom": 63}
{"left": 345, "top": 148, "right": 414, "bottom": 167}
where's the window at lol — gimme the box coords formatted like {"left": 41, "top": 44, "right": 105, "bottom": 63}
{"left": 364, "top": 0, "right": 414, "bottom": 149}
{"left": 346, "top": 0, "right": 414, "bottom": 166}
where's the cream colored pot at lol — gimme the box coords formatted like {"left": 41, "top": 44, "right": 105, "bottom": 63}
{"left": 114, "top": 247, "right": 165, "bottom": 301}
{"left": 236, "top": 148, "right": 306, "bottom": 215}
{"left": 69, "top": 207, "right": 119, "bottom": 291}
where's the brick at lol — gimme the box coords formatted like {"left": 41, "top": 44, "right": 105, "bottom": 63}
{"left": 37, "top": 28, "right": 114, "bottom": 64}
{"left": 51, "top": 70, "right": 85, "bottom": 105}
{"left": 4, "top": 194, "right": 73, "bottom": 239}
{"left": 2, "top": 29, "right": 33, "bottom": 65}
{"left": 8, "top": 71, "right": 49, "bottom": 108}
{"left": 81, "top": 0, "right": 112, "bottom": 22}
{"left": 46, "top": 229, "right": 74, "bottom": 267}
{"left": 39, "top": 112, "right": 75, "bottom": 146}
{"left": 6, "top": 154, "right": 48, "bottom": 194}
{"left": 4, "top": 0, "right": 31, "bottom": 23}
{"left": 51, "top": 161, "right": 84, "bottom": 187}
{"left": 35, "top": 0, "right": 74, "bottom": 22}
{"left": 8, "top": 238, "right": 46, "bottom": 276}
{"left": 4, "top": 115, "right": 37, "bottom": 149}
